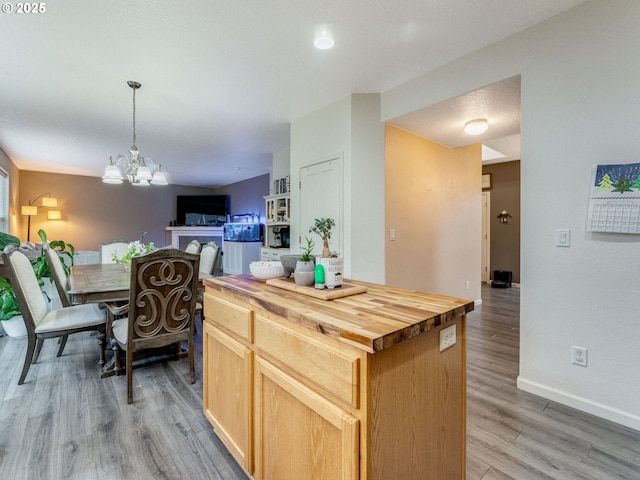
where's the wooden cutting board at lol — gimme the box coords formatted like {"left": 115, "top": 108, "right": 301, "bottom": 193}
{"left": 265, "top": 277, "right": 367, "bottom": 300}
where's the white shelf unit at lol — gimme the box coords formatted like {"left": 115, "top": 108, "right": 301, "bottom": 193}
{"left": 263, "top": 194, "right": 290, "bottom": 258}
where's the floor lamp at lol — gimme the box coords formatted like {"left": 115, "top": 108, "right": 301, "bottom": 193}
{"left": 20, "top": 193, "right": 60, "bottom": 242}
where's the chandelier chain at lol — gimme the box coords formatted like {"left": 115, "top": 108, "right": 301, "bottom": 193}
{"left": 132, "top": 86, "right": 136, "bottom": 146}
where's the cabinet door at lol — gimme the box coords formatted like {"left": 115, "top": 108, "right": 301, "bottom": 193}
{"left": 223, "top": 242, "right": 242, "bottom": 274}
{"left": 254, "top": 357, "right": 359, "bottom": 480}
{"left": 203, "top": 322, "right": 254, "bottom": 474}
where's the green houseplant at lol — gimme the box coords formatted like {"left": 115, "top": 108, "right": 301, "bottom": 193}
{"left": 294, "top": 237, "right": 315, "bottom": 286}
{"left": 309, "top": 217, "right": 336, "bottom": 258}
{"left": 0, "top": 229, "right": 74, "bottom": 336}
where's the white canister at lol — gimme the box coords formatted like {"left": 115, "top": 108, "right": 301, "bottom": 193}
{"left": 316, "top": 257, "right": 343, "bottom": 289}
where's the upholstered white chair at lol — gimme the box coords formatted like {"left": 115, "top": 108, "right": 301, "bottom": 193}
{"left": 3, "top": 248, "right": 107, "bottom": 385}
{"left": 99, "top": 240, "right": 130, "bottom": 264}
{"left": 184, "top": 239, "right": 201, "bottom": 254}
{"left": 104, "top": 248, "right": 200, "bottom": 403}
{"left": 199, "top": 241, "right": 219, "bottom": 277}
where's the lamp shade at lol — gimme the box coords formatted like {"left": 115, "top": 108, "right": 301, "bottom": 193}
{"left": 150, "top": 167, "right": 168, "bottom": 186}
{"left": 41, "top": 197, "right": 57, "bottom": 207}
{"left": 21, "top": 205, "right": 37, "bottom": 216}
{"left": 47, "top": 210, "right": 62, "bottom": 220}
{"left": 103, "top": 163, "right": 124, "bottom": 184}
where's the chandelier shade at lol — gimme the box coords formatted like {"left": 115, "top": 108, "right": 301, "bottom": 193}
{"left": 103, "top": 81, "right": 168, "bottom": 186}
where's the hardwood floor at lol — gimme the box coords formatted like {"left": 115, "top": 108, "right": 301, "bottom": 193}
{"left": 0, "top": 285, "right": 638, "bottom": 479}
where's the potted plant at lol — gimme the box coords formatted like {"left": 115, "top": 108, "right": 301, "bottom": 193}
{"left": 309, "top": 218, "right": 343, "bottom": 289}
{"left": 294, "top": 237, "right": 315, "bottom": 286}
{"left": 0, "top": 230, "right": 74, "bottom": 337}
{"left": 309, "top": 217, "right": 336, "bottom": 258}
{"left": 0, "top": 276, "right": 26, "bottom": 338}
{"left": 0, "top": 232, "right": 26, "bottom": 337}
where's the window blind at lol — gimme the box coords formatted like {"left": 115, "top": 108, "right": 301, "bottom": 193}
{"left": 0, "top": 168, "right": 8, "bottom": 233}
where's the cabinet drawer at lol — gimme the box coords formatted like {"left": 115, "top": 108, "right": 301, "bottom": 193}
{"left": 204, "top": 293, "right": 253, "bottom": 342}
{"left": 268, "top": 250, "right": 281, "bottom": 260}
{"left": 254, "top": 315, "right": 360, "bottom": 408}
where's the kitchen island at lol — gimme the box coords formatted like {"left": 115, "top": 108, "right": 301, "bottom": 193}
{"left": 202, "top": 275, "right": 474, "bottom": 480}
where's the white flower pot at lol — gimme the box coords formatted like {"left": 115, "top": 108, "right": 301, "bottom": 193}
{"left": 2, "top": 315, "right": 27, "bottom": 338}
{"left": 316, "top": 257, "right": 344, "bottom": 289}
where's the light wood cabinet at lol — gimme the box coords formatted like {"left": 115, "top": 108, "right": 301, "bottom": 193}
{"left": 202, "top": 321, "right": 254, "bottom": 473}
{"left": 203, "top": 276, "right": 471, "bottom": 480}
{"left": 254, "top": 357, "right": 359, "bottom": 480}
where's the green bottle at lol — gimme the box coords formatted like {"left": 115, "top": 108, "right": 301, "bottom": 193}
{"left": 314, "top": 263, "right": 325, "bottom": 289}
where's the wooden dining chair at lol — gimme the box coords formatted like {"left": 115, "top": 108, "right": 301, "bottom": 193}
{"left": 99, "top": 239, "right": 130, "bottom": 264}
{"left": 43, "top": 244, "right": 108, "bottom": 360}
{"left": 184, "top": 239, "right": 201, "bottom": 254}
{"left": 2, "top": 248, "right": 107, "bottom": 385}
{"left": 104, "top": 248, "right": 200, "bottom": 403}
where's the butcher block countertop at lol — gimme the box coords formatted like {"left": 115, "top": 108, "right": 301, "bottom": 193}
{"left": 203, "top": 274, "right": 474, "bottom": 353}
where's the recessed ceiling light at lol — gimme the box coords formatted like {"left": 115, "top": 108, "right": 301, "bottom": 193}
{"left": 314, "top": 33, "right": 335, "bottom": 50}
{"left": 464, "top": 118, "right": 489, "bottom": 135}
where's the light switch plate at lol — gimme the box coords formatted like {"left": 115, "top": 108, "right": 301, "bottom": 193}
{"left": 555, "top": 229, "right": 571, "bottom": 247}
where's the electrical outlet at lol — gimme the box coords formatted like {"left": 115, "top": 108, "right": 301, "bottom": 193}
{"left": 439, "top": 325, "right": 456, "bottom": 352}
{"left": 572, "top": 346, "right": 588, "bottom": 367}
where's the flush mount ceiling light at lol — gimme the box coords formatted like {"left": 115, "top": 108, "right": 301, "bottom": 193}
{"left": 103, "top": 81, "right": 168, "bottom": 186}
{"left": 314, "top": 32, "right": 335, "bottom": 49}
{"left": 464, "top": 118, "right": 489, "bottom": 135}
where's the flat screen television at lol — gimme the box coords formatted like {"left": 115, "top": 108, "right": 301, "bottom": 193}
{"left": 176, "top": 195, "right": 228, "bottom": 226}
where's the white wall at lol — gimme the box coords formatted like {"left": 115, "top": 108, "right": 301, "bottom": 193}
{"left": 290, "top": 94, "right": 385, "bottom": 283}
{"left": 381, "top": 0, "right": 640, "bottom": 430}
{"left": 270, "top": 147, "right": 291, "bottom": 195}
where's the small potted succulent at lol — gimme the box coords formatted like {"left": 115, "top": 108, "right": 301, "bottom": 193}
{"left": 294, "top": 237, "right": 315, "bottom": 286}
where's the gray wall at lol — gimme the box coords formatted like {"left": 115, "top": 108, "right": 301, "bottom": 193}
{"left": 19, "top": 171, "right": 268, "bottom": 250}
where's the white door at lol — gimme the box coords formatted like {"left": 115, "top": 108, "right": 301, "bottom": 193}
{"left": 481, "top": 191, "right": 491, "bottom": 283}
{"left": 299, "top": 156, "right": 342, "bottom": 256}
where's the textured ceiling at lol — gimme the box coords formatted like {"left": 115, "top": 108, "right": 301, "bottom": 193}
{"left": 0, "top": 0, "right": 586, "bottom": 187}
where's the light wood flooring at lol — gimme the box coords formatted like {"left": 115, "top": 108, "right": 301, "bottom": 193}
{"left": 0, "top": 285, "right": 639, "bottom": 479}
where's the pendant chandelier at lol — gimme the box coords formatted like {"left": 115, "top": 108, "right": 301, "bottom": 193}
{"left": 102, "top": 81, "right": 168, "bottom": 186}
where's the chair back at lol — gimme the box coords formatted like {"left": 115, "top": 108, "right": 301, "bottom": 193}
{"left": 2, "top": 249, "right": 47, "bottom": 335}
{"left": 99, "top": 240, "right": 130, "bottom": 264}
{"left": 44, "top": 244, "right": 72, "bottom": 307}
{"left": 199, "top": 241, "right": 219, "bottom": 276}
{"left": 184, "top": 239, "right": 201, "bottom": 254}
{"left": 127, "top": 248, "right": 200, "bottom": 350}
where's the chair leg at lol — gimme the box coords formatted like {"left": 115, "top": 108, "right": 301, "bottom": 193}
{"left": 96, "top": 328, "right": 106, "bottom": 367}
{"left": 56, "top": 335, "right": 69, "bottom": 357}
{"left": 33, "top": 338, "right": 45, "bottom": 364}
{"left": 19, "top": 335, "right": 37, "bottom": 385}
{"left": 189, "top": 333, "right": 195, "bottom": 384}
{"left": 127, "top": 348, "right": 134, "bottom": 404}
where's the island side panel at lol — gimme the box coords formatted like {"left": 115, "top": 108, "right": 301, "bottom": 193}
{"left": 366, "top": 316, "right": 466, "bottom": 480}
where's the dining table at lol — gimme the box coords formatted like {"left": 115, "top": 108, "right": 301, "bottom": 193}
{"left": 67, "top": 262, "right": 213, "bottom": 377}
{"left": 67, "top": 263, "right": 215, "bottom": 305}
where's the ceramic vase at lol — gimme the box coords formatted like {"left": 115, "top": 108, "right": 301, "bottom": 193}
{"left": 294, "top": 260, "right": 315, "bottom": 286}
{"left": 316, "top": 257, "right": 344, "bottom": 289}
{"left": 2, "top": 315, "right": 27, "bottom": 338}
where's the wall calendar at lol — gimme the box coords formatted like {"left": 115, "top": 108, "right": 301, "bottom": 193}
{"left": 587, "top": 163, "right": 640, "bottom": 234}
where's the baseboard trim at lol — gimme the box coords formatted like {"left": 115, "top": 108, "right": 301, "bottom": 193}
{"left": 517, "top": 376, "right": 640, "bottom": 432}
